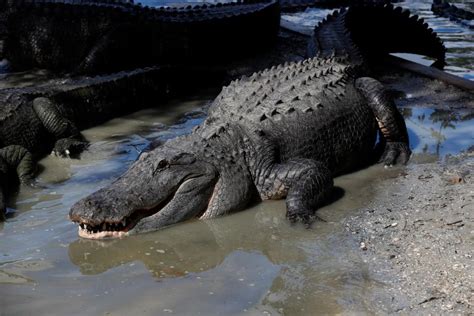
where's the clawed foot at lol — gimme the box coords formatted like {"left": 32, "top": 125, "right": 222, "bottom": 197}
{"left": 21, "top": 179, "right": 47, "bottom": 190}
{"left": 52, "top": 138, "right": 89, "bottom": 158}
{"left": 379, "top": 142, "right": 411, "bottom": 167}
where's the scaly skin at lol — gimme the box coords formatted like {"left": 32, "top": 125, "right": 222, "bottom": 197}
{"left": 69, "top": 2, "right": 447, "bottom": 238}
{"left": 0, "top": 0, "right": 280, "bottom": 74}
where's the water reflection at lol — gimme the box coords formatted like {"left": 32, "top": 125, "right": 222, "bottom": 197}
{"left": 68, "top": 207, "right": 304, "bottom": 277}
{"left": 67, "top": 200, "right": 377, "bottom": 314}
{"left": 404, "top": 107, "right": 474, "bottom": 158}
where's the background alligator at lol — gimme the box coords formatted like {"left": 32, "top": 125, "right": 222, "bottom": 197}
{"left": 431, "top": 0, "right": 473, "bottom": 29}
{"left": 0, "top": 0, "right": 280, "bottom": 74}
{"left": 69, "top": 3, "right": 447, "bottom": 239}
{"left": 279, "top": 0, "right": 400, "bottom": 12}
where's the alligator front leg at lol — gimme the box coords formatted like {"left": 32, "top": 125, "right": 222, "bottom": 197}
{"left": 355, "top": 77, "right": 411, "bottom": 166}
{"left": 0, "top": 145, "right": 37, "bottom": 220}
{"left": 32, "top": 97, "right": 88, "bottom": 158}
{"left": 258, "top": 158, "right": 333, "bottom": 225}
{"left": 0, "top": 156, "right": 8, "bottom": 221}
{"left": 0, "top": 145, "right": 36, "bottom": 184}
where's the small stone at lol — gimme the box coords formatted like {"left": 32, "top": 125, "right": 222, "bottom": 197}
{"left": 360, "top": 242, "right": 367, "bottom": 251}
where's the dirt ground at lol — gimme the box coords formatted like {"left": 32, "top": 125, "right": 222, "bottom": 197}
{"left": 345, "top": 147, "right": 473, "bottom": 314}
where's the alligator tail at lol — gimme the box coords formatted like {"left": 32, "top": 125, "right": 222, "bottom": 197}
{"left": 308, "top": 2, "right": 446, "bottom": 67}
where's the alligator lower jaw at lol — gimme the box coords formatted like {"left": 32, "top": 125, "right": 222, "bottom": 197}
{"left": 78, "top": 226, "right": 128, "bottom": 239}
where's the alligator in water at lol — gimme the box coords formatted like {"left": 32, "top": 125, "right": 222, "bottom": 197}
{"left": 69, "top": 3, "right": 447, "bottom": 238}
{"left": 0, "top": 0, "right": 280, "bottom": 74}
{"left": 431, "top": 0, "right": 473, "bottom": 29}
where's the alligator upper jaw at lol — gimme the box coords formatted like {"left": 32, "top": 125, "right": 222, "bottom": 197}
{"left": 76, "top": 196, "right": 173, "bottom": 240}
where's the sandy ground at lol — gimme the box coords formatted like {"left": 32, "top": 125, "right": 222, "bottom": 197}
{"left": 345, "top": 148, "right": 473, "bottom": 314}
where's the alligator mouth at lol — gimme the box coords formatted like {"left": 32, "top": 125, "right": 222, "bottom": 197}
{"left": 76, "top": 176, "right": 202, "bottom": 240}
{"left": 77, "top": 193, "right": 175, "bottom": 239}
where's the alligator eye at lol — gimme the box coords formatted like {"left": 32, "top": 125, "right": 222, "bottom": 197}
{"left": 157, "top": 160, "right": 168, "bottom": 169}
{"left": 153, "top": 159, "right": 169, "bottom": 176}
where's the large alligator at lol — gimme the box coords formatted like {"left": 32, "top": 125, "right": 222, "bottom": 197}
{"left": 69, "top": 3, "right": 447, "bottom": 238}
{"left": 0, "top": 0, "right": 280, "bottom": 74}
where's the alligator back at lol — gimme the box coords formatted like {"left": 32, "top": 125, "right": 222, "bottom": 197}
{"left": 206, "top": 56, "right": 377, "bottom": 174}
{"left": 3, "top": 0, "right": 280, "bottom": 73}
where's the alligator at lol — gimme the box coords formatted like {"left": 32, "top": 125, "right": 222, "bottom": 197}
{"left": 69, "top": 2, "right": 447, "bottom": 239}
{"left": 432, "top": 0, "right": 474, "bottom": 28}
{"left": 0, "top": 0, "right": 280, "bottom": 74}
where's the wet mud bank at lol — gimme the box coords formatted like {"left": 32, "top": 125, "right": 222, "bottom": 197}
{"left": 345, "top": 148, "right": 473, "bottom": 314}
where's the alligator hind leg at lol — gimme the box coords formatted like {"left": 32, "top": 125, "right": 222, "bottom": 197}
{"left": 33, "top": 97, "right": 88, "bottom": 158}
{"left": 258, "top": 158, "right": 333, "bottom": 225}
{"left": 355, "top": 77, "right": 411, "bottom": 166}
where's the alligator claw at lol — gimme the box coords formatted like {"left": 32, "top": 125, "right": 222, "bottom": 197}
{"left": 53, "top": 138, "right": 89, "bottom": 158}
{"left": 379, "top": 142, "right": 411, "bottom": 166}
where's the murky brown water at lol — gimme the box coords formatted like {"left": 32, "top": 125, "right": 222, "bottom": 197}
{"left": 1, "top": 1, "right": 473, "bottom": 315}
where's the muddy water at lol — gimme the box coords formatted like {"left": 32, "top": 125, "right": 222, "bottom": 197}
{"left": 1, "top": 1, "right": 474, "bottom": 315}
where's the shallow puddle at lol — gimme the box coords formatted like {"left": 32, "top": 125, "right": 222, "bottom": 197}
{"left": 1, "top": 1, "right": 474, "bottom": 314}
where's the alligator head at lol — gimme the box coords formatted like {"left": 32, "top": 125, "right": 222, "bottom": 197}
{"left": 69, "top": 142, "right": 219, "bottom": 239}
